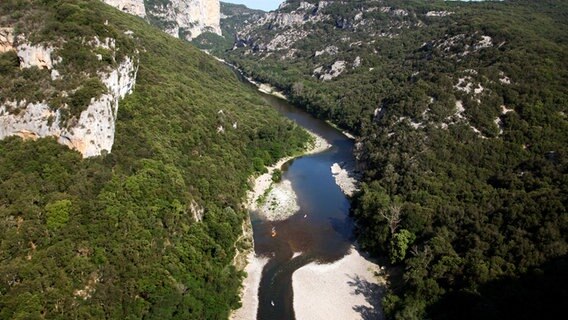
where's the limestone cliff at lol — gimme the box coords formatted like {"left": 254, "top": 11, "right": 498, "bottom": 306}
{"left": 101, "top": 0, "right": 221, "bottom": 40}
{"left": 146, "top": 0, "right": 221, "bottom": 40}
{"left": 102, "top": 0, "right": 146, "bottom": 17}
{"left": 0, "top": 33, "right": 138, "bottom": 158}
{"left": 0, "top": 27, "right": 14, "bottom": 53}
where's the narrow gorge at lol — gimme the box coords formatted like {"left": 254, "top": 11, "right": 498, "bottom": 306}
{"left": 0, "top": 1, "right": 565, "bottom": 319}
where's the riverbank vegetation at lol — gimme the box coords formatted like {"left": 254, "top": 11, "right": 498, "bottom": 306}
{"left": 0, "top": 1, "right": 309, "bottom": 319}
{"left": 221, "top": 0, "right": 568, "bottom": 318}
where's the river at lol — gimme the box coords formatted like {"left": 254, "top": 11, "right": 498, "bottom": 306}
{"left": 248, "top": 90, "right": 358, "bottom": 319}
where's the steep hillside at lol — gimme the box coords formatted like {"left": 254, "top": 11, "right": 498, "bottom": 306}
{"left": 224, "top": 0, "right": 568, "bottom": 318}
{"left": 0, "top": 0, "right": 308, "bottom": 319}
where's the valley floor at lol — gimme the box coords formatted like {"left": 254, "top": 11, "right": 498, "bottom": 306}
{"left": 233, "top": 128, "right": 386, "bottom": 319}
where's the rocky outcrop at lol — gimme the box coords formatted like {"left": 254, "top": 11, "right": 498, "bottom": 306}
{"left": 426, "top": 11, "right": 454, "bottom": 17}
{"left": 3, "top": 31, "right": 64, "bottom": 70}
{"left": 190, "top": 200, "right": 204, "bottom": 222}
{"left": 102, "top": 0, "right": 146, "bottom": 17}
{"left": 234, "top": 1, "right": 331, "bottom": 52}
{"left": 0, "top": 35, "right": 138, "bottom": 158}
{"left": 313, "top": 60, "right": 346, "bottom": 81}
{"left": 102, "top": 0, "right": 221, "bottom": 40}
{"left": 315, "top": 45, "right": 338, "bottom": 57}
{"left": 16, "top": 41, "right": 59, "bottom": 70}
{"left": 101, "top": 0, "right": 221, "bottom": 40}
{"left": 0, "top": 27, "right": 14, "bottom": 53}
{"left": 146, "top": 0, "right": 221, "bottom": 40}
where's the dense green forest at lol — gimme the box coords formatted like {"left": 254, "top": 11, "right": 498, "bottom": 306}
{"left": 220, "top": 0, "right": 568, "bottom": 318}
{"left": 0, "top": 0, "right": 309, "bottom": 319}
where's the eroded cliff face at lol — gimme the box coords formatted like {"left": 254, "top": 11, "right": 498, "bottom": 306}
{"left": 102, "top": 0, "right": 146, "bottom": 17}
{"left": 101, "top": 0, "right": 221, "bottom": 40}
{"left": 146, "top": 0, "right": 221, "bottom": 40}
{"left": 0, "top": 27, "right": 14, "bottom": 53}
{"left": 0, "top": 32, "right": 138, "bottom": 158}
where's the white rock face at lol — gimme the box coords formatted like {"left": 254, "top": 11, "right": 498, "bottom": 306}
{"left": 320, "top": 60, "right": 346, "bottom": 81}
{"left": 273, "top": 12, "right": 304, "bottom": 27}
{"left": 190, "top": 200, "right": 204, "bottom": 222}
{"left": 454, "top": 76, "right": 484, "bottom": 95}
{"left": 475, "top": 35, "right": 493, "bottom": 50}
{"left": 16, "top": 42, "right": 57, "bottom": 70}
{"left": 149, "top": 0, "right": 221, "bottom": 40}
{"left": 0, "top": 31, "right": 61, "bottom": 70}
{"left": 494, "top": 116, "right": 504, "bottom": 135}
{"left": 236, "top": 1, "right": 332, "bottom": 53}
{"left": 102, "top": 0, "right": 146, "bottom": 17}
{"left": 353, "top": 56, "right": 362, "bottom": 68}
{"left": 0, "top": 27, "right": 14, "bottom": 53}
{"left": 315, "top": 45, "right": 338, "bottom": 57}
{"left": 102, "top": 0, "right": 221, "bottom": 40}
{"left": 499, "top": 71, "right": 511, "bottom": 85}
{"left": 0, "top": 56, "right": 138, "bottom": 158}
{"left": 426, "top": 11, "right": 454, "bottom": 17}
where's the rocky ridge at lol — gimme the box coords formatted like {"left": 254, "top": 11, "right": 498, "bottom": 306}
{"left": 230, "top": 0, "right": 510, "bottom": 139}
{"left": 234, "top": 1, "right": 418, "bottom": 57}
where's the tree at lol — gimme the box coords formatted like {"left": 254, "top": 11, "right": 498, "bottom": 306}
{"left": 390, "top": 229, "right": 415, "bottom": 263}
{"left": 382, "top": 203, "right": 402, "bottom": 235}
{"left": 45, "top": 199, "right": 72, "bottom": 230}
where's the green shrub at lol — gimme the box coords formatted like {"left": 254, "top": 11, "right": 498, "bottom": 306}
{"left": 45, "top": 199, "right": 72, "bottom": 230}
{"left": 67, "top": 77, "right": 107, "bottom": 117}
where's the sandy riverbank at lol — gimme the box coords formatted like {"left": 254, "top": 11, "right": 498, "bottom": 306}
{"left": 257, "top": 83, "right": 288, "bottom": 100}
{"left": 331, "top": 162, "right": 359, "bottom": 197}
{"left": 246, "top": 131, "right": 331, "bottom": 218}
{"left": 205, "top": 51, "right": 289, "bottom": 101}
{"left": 230, "top": 252, "right": 269, "bottom": 320}
{"left": 259, "top": 179, "right": 300, "bottom": 221}
{"left": 292, "top": 246, "right": 386, "bottom": 320}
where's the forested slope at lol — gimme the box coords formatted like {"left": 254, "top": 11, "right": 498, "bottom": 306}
{"left": 0, "top": 0, "right": 308, "bottom": 319}
{"left": 222, "top": 0, "right": 568, "bottom": 318}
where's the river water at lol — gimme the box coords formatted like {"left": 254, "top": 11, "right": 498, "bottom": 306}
{"left": 249, "top": 92, "right": 357, "bottom": 320}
